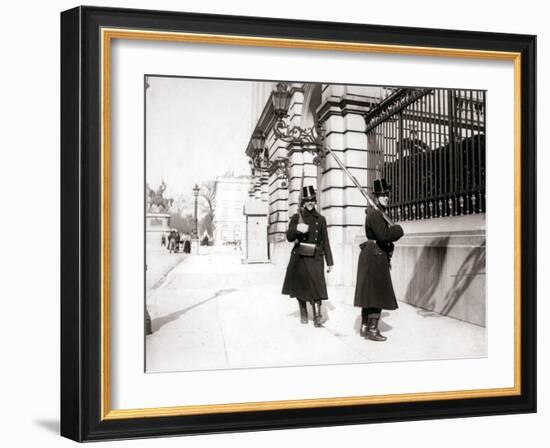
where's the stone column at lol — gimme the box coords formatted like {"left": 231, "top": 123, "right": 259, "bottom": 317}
{"left": 317, "top": 84, "right": 373, "bottom": 286}
{"left": 287, "top": 145, "right": 304, "bottom": 217}
{"left": 253, "top": 171, "right": 262, "bottom": 201}
{"left": 266, "top": 131, "right": 289, "bottom": 244}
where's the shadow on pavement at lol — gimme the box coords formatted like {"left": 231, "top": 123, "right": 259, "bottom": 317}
{"left": 151, "top": 288, "right": 238, "bottom": 333}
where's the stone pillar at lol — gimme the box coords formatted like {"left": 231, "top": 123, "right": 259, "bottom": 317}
{"left": 267, "top": 131, "right": 289, "bottom": 244}
{"left": 269, "top": 85, "right": 308, "bottom": 267}
{"left": 285, "top": 87, "right": 311, "bottom": 214}
{"left": 260, "top": 171, "right": 269, "bottom": 202}
{"left": 317, "top": 84, "right": 373, "bottom": 286}
{"left": 252, "top": 171, "right": 262, "bottom": 201}
{"left": 287, "top": 146, "right": 304, "bottom": 216}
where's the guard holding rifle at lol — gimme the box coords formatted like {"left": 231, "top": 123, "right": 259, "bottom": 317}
{"left": 282, "top": 186, "right": 334, "bottom": 327}
{"left": 354, "top": 178, "right": 404, "bottom": 341}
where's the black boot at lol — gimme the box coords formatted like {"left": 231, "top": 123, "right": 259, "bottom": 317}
{"left": 359, "top": 309, "right": 368, "bottom": 337}
{"left": 360, "top": 321, "right": 368, "bottom": 338}
{"left": 313, "top": 301, "right": 326, "bottom": 327}
{"left": 298, "top": 300, "right": 308, "bottom": 324}
{"left": 365, "top": 317, "right": 387, "bottom": 341}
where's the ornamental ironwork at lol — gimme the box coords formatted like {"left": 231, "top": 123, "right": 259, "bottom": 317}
{"left": 364, "top": 88, "right": 432, "bottom": 133}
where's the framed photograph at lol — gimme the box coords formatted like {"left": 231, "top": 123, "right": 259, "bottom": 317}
{"left": 60, "top": 6, "right": 536, "bottom": 442}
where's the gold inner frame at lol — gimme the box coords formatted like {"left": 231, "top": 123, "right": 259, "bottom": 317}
{"left": 100, "top": 28, "right": 522, "bottom": 421}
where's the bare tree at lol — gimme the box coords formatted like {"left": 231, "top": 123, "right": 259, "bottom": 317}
{"left": 169, "top": 213, "right": 194, "bottom": 234}
{"left": 199, "top": 213, "right": 213, "bottom": 238}
{"left": 199, "top": 181, "right": 215, "bottom": 220}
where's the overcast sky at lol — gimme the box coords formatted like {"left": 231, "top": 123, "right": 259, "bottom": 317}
{"left": 146, "top": 76, "right": 255, "bottom": 201}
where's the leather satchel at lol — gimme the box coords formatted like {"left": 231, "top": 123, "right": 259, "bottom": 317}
{"left": 297, "top": 242, "right": 316, "bottom": 257}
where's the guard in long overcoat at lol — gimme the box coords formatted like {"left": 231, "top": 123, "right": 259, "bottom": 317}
{"left": 282, "top": 186, "right": 334, "bottom": 327}
{"left": 354, "top": 178, "right": 404, "bottom": 341}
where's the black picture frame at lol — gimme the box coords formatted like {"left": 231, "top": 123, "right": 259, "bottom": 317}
{"left": 61, "top": 5, "right": 536, "bottom": 442}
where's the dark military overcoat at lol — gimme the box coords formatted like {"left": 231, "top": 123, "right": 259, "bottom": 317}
{"left": 354, "top": 206, "right": 404, "bottom": 310}
{"left": 282, "top": 207, "right": 334, "bottom": 302}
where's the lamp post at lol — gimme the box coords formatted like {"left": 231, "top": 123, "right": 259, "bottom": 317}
{"left": 192, "top": 184, "right": 200, "bottom": 254}
{"left": 192, "top": 184, "right": 200, "bottom": 238}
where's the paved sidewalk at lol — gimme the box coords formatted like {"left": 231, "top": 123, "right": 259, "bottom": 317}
{"left": 145, "top": 246, "right": 486, "bottom": 372}
{"left": 146, "top": 247, "right": 187, "bottom": 297}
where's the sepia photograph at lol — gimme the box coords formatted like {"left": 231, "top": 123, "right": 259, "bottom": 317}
{"left": 144, "top": 76, "right": 487, "bottom": 373}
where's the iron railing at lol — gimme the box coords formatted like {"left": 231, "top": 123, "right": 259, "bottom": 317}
{"left": 366, "top": 88, "right": 486, "bottom": 222}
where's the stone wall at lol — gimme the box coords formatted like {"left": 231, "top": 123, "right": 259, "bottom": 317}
{"left": 349, "top": 214, "right": 486, "bottom": 327}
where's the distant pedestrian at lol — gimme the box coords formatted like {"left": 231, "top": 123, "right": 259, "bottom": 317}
{"left": 168, "top": 230, "right": 177, "bottom": 254}
{"left": 282, "top": 186, "right": 333, "bottom": 327}
{"left": 182, "top": 233, "right": 189, "bottom": 253}
{"left": 354, "top": 178, "right": 404, "bottom": 341}
{"left": 183, "top": 238, "right": 191, "bottom": 254}
{"left": 174, "top": 231, "right": 181, "bottom": 253}
{"left": 161, "top": 234, "right": 166, "bottom": 247}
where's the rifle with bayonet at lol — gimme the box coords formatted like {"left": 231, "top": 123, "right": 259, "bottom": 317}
{"left": 319, "top": 146, "right": 394, "bottom": 226}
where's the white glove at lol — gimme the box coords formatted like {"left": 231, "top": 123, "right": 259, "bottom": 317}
{"left": 297, "top": 223, "right": 309, "bottom": 233}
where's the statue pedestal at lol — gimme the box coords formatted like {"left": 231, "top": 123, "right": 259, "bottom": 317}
{"left": 146, "top": 213, "right": 171, "bottom": 247}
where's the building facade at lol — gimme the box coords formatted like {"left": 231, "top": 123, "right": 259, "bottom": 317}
{"left": 245, "top": 82, "right": 486, "bottom": 326}
{"left": 212, "top": 175, "right": 251, "bottom": 245}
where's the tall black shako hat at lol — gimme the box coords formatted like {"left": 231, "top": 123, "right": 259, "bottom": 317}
{"left": 301, "top": 185, "right": 316, "bottom": 203}
{"left": 373, "top": 178, "right": 391, "bottom": 197}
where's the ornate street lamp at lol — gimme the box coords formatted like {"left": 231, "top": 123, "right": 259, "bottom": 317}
{"left": 270, "top": 82, "right": 326, "bottom": 156}
{"left": 250, "top": 130, "right": 268, "bottom": 170}
{"left": 271, "top": 82, "right": 292, "bottom": 118}
{"left": 192, "top": 184, "right": 200, "bottom": 239}
{"left": 249, "top": 128, "right": 290, "bottom": 187}
{"left": 251, "top": 130, "right": 266, "bottom": 153}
